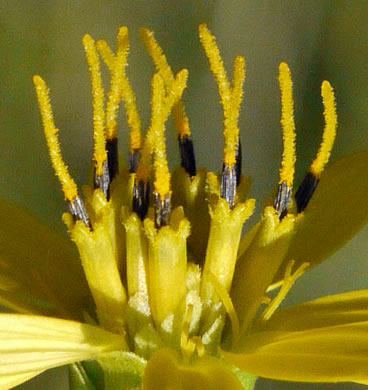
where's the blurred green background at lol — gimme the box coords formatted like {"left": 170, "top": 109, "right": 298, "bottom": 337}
{"left": 0, "top": 0, "right": 367, "bottom": 389}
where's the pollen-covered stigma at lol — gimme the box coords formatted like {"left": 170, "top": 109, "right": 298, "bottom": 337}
{"left": 33, "top": 23, "right": 337, "bottom": 365}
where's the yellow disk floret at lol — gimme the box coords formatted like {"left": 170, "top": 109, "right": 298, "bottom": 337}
{"left": 105, "top": 26, "right": 129, "bottom": 140}
{"left": 82, "top": 34, "right": 107, "bottom": 177}
{"left": 33, "top": 75, "right": 78, "bottom": 201}
{"left": 310, "top": 80, "right": 337, "bottom": 178}
{"left": 278, "top": 62, "right": 296, "bottom": 187}
{"left": 140, "top": 27, "right": 190, "bottom": 138}
{"left": 96, "top": 36, "right": 142, "bottom": 151}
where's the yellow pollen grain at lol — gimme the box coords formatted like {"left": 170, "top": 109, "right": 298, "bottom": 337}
{"left": 97, "top": 38, "right": 142, "bottom": 152}
{"left": 82, "top": 34, "right": 107, "bottom": 177}
{"left": 33, "top": 75, "right": 78, "bottom": 201}
{"left": 278, "top": 62, "right": 296, "bottom": 187}
{"left": 199, "top": 24, "right": 245, "bottom": 169}
{"left": 310, "top": 80, "right": 337, "bottom": 177}
{"left": 105, "top": 26, "right": 129, "bottom": 140}
{"left": 140, "top": 27, "right": 190, "bottom": 137}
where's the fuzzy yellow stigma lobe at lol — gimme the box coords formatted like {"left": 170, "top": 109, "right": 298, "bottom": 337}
{"left": 152, "top": 74, "right": 171, "bottom": 198}
{"left": 310, "top": 80, "right": 337, "bottom": 178}
{"left": 278, "top": 62, "right": 296, "bottom": 188}
{"left": 33, "top": 75, "right": 78, "bottom": 201}
{"left": 96, "top": 32, "right": 142, "bottom": 151}
{"left": 140, "top": 27, "right": 191, "bottom": 138}
{"left": 137, "top": 69, "right": 188, "bottom": 195}
{"left": 82, "top": 34, "right": 107, "bottom": 177}
{"left": 104, "top": 26, "right": 129, "bottom": 141}
{"left": 199, "top": 23, "right": 246, "bottom": 169}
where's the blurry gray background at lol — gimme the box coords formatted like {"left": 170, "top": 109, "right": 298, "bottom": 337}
{"left": 0, "top": 0, "right": 367, "bottom": 389}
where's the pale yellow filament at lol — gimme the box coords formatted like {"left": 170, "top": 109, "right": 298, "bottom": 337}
{"left": 278, "top": 62, "right": 296, "bottom": 187}
{"left": 33, "top": 75, "right": 78, "bottom": 201}
{"left": 208, "top": 272, "right": 240, "bottom": 347}
{"left": 82, "top": 34, "right": 106, "bottom": 177}
{"left": 310, "top": 80, "right": 337, "bottom": 177}
{"left": 260, "top": 260, "right": 310, "bottom": 322}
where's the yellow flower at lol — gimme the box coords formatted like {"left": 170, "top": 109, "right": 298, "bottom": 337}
{"left": 1, "top": 24, "right": 368, "bottom": 390}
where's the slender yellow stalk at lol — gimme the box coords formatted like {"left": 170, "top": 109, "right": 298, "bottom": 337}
{"left": 199, "top": 23, "right": 246, "bottom": 168}
{"left": 105, "top": 26, "right": 129, "bottom": 140}
{"left": 310, "top": 81, "right": 337, "bottom": 177}
{"left": 33, "top": 75, "right": 78, "bottom": 201}
{"left": 82, "top": 34, "right": 106, "bottom": 177}
{"left": 96, "top": 37, "right": 142, "bottom": 151}
{"left": 140, "top": 27, "right": 190, "bottom": 137}
{"left": 278, "top": 62, "right": 296, "bottom": 187}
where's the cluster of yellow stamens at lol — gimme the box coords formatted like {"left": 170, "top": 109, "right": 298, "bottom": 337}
{"left": 33, "top": 23, "right": 338, "bottom": 364}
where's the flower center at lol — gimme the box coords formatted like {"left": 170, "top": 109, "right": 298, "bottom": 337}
{"left": 33, "top": 24, "right": 337, "bottom": 364}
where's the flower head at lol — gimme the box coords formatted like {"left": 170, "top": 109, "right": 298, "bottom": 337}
{"left": 1, "top": 24, "right": 368, "bottom": 390}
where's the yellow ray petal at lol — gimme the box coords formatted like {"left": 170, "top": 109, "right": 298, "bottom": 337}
{"left": 143, "top": 349, "right": 244, "bottom": 390}
{"left": 0, "top": 199, "right": 89, "bottom": 319}
{"left": 231, "top": 207, "right": 295, "bottom": 328}
{"left": 0, "top": 370, "right": 43, "bottom": 390}
{"left": 223, "top": 321, "right": 368, "bottom": 384}
{"left": 255, "top": 289, "right": 368, "bottom": 332}
{"left": 273, "top": 151, "right": 368, "bottom": 284}
{"left": 0, "top": 314, "right": 127, "bottom": 376}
